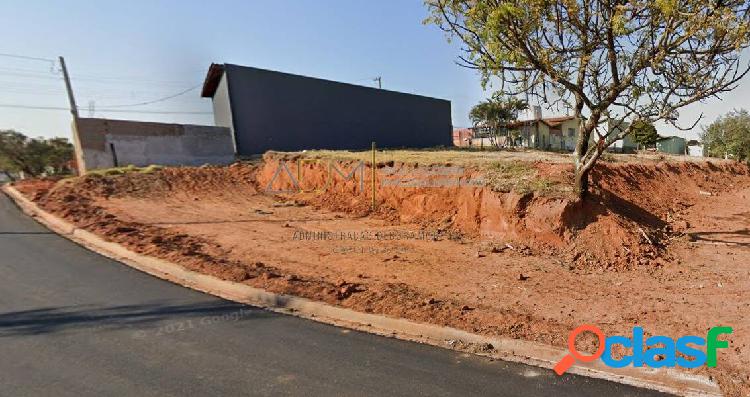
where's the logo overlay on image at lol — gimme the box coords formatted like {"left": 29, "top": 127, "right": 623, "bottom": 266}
{"left": 553, "top": 324, "right": 733, "bottom": 375}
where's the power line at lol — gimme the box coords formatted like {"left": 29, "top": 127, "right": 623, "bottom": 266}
{"left": 97, "top": 83, "right": 202, "bottom": 108}
{"left": 71, "top": 74, "right": 198, "bottom": 86}
{"left": 0, "top": 70, "right": 61, "bottom": 81}
{"left": 0, "top": 66, "right": 60, "bottom": 76}
{"left": 0, "top": 104, "right": 69, "bottom": 111}
{"left": 0, "top": 53, "right": 56, "bottom": 63}
{"left": 0, "top": 103, "right": 211, "bottom": 115}
{"left": 0, "top": 52, "right": 209, "bottom": 116}
{"left": 0, "top": 89, "right": 62, "bottom": 96}
{"left": 94, "top": 108, "right": 211, "bottom": 115}
{"left": 0, "top": 54, "right": 196, "bottom": 87}
{"left": 68, "top": 66, "right": 208, "bottom": 85}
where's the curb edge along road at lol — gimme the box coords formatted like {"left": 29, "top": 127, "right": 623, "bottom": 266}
{"left": 1, "top": 185, "right": 721, "bottom": 397}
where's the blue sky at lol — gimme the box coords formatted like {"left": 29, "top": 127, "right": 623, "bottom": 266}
{"left": 0, "top": 0, "right": 747, "bottom": 141}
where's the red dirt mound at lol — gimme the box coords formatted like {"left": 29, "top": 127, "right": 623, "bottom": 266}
{"left": 257, "top": 154, "right": 750, "bottom": 270}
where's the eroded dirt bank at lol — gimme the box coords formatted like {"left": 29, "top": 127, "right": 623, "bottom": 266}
{"left": 12, "top": 157, "right": 750, "bottom": 396}
{"left": 259, "top": 153, "right": 750, "bottom": 270}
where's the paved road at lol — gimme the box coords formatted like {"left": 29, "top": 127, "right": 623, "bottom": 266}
{"left": 0, "top": 193, "right": 669, "bottom": 396}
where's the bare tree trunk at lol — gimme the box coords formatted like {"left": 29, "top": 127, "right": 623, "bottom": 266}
{"left": 575, "top": 142, "right": 606, "bottom": 200}
{"left": 573, "top": 120, "right": 591, "bottom": 200}
{"left": 572, "top": 105, "right": 606, "bottom": 200}
{"left": 574, "top": 166, "right": 590, "bottom": 199}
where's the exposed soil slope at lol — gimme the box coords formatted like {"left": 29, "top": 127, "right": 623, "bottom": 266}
{"left": 259, "top": 153, "right": 750, "bottom": 271}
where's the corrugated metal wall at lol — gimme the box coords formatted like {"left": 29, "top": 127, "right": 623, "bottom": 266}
{"left": 218, "top": 65, "right": 452, "bottom": 155}
{"left": 656, "top": 137, "right": 687, "bottom": 155}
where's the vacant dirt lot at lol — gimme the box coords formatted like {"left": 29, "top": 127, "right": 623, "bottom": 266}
{"left": 13, "top": 150, "right": 750, "bottom": 395}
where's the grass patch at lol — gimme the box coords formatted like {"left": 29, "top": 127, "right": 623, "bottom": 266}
{"left": 265, "top": 148, "right": 714, "bottom": 197}
{"left": 270, "top": 149, "right": 576, "bottom": 196}
{"left": 268, "top": 148, "right": 574, "bottom": 166}
{"left": 482, "top": 161, "right": 563, "bottom": 195}
{"left": 86, "top": 164, "right": 163, "bottom": 177}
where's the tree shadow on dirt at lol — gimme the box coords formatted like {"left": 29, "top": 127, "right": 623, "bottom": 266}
{"left": 688, "top": 229, "right": 750, "bottom": 247}
{"left": 568, "top": 167, "right": 669, "bottom": 231}
{"left": 708, "top": 211, "right": 750, "bottom": 224}
{"left": 563, "top": 190, "right": 667, "bottom": 232}
{"left": 599, "top": 190, "right": 667, "bottom": 228}
{"left": 0, "top": 300, "right": 274, "bottom": 337}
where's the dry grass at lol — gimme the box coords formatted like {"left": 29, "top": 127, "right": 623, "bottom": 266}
{"left": 270, "top": 147, "right": 714, "bottom": 166}
{"left": 85, "top": 164, "right": 164, "bottom": 177}
{"left": 278, "top": 148, "right": 573, "bottom": 165}
{"left": 482, "top": 161, "right": 569, "bottom": 196}
{"left": 263, "top": 148, "right": 721, "bottom": 197}
{"left": 266, "top": 149, "right": 580, "bottom": 196}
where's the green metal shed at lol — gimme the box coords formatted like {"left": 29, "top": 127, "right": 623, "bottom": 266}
{"left": 656, "top": 136, "right": 686, "bottom": 155}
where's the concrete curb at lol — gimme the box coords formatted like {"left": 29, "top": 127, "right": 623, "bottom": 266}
{"left": 2, "top": 185, "right": 721, "bottom": 397}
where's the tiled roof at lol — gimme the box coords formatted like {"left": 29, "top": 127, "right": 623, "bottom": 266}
{"left": 469, "top": 115, "right": 579, "bottom": 130}
{"left": 541, "top": 115, "right": 577, "bottom": 127}
{"left": 505, "top": 119, "right": 549, "bottom": 128}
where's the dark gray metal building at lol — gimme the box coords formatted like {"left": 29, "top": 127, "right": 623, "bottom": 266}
{"left": 201, "top": 63, "right": 452, "bottom": 155}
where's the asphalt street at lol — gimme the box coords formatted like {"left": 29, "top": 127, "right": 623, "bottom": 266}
{"left": 0, "top": 192, "right": 669, "bottom": 396}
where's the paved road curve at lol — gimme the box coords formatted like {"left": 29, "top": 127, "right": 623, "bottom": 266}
{"left": 0, "top": 193, "right": 669, "bottom": 397}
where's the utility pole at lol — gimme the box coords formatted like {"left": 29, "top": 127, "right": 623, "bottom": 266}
{"left": 59, "top": 56, "right": 79, "bottom": 120}
{"left": 59, "top": 56, "right": 84, "bottom": 175}
{"left": 373, "top": 76, "right": 382, "bottom": 89}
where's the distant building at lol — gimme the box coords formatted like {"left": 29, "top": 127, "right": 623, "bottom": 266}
{"left": 452, "top": 128, "right": 473, "bottom": 147}
{"left": 687, "top": 139, "right": 704, "bottom": 157}
{"left": 459, "top": 107, "right": 646, "bottom": 154}
{"left": 688, "top": 145, "right": 704, "bottom": 157}
{"left": 544, "top": 115, "right": 581, "bottom": 151}
{"left": 467, "top": 109, "right": 581, "bottom": 151}
{"left": 603, "top": 120, "right": 638, "bottom": 153}
{"left": 656, "top": 136, "right": 687, "bottom": 155}
{"left": 201, "top": 63, "right": 452, "bottom": 155}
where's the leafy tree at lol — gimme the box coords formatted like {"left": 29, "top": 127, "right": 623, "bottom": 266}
{"left": 0, "top": 154, "right": 16, "bottom": 181}
{"left": 426, "top": 1, "right": 750, "bottom": 199}
{"left": 0, "top": 131, "right": 28, "bottom": 178}
{"left": 38, "top": 137, "right": 75, "bottom": 173}
{"left": 700, "top": 109, "right": 750, "bottom": 161}
{"left": 631, "top": 120, "right": 659, "bottom": 148}
{"left": 0, "top": 130, "right": 74, "bottom": 178}
{"left": 469, "top": 93, "right": 527, "bottom": 148}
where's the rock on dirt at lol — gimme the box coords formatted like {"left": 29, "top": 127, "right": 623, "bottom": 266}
{"left": 336, "top": 283, "right": 360, "bottom": 300}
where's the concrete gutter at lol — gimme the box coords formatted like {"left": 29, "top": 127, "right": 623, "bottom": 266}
{"left": 2, "top": 184, "right": 722, "bottom": 397}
